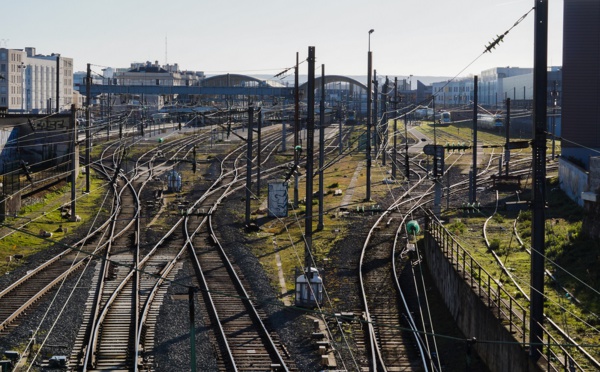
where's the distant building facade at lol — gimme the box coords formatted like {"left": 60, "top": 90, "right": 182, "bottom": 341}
{"left": 432, "top": 78, "right": 474, "bottom": 108}
{"left": 479, "top": 67, "right": 533, "bottom": 107}
{"left": 431, "top": 67, "right": 535, "bottom": 109}
{"left": 114, "top": 61, "right": 205, "bottom": 87}
{"left": 0, "top": 47, "right": 73, "bottom": 114}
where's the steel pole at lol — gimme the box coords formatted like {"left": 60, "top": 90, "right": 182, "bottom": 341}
{"left": 366, "top": 51, "right": 372, "bottom": 201}
{"left": 245, "top": 106, "right": 253, "bottom": 228}
{"left": 85, "top": 64, "right": 91, "bottom": 194}
{"left": 70, "top": 105, "right": 77, "bottom": 220}
{"left": 530, "top": 0, "right": 548, "bottom": 362}
{"left": 305, "top": 46, "right": 316, "bottom": 269}
{"left": 318, "top": 64, "right": 325, "bottom": 231}
{"left": 381, "top": 77, "right": 388, "bottom": 166}
{"left": 56, "top": 55, "right": 60, "bottom": 112}
{"left": 392, "top": 77, "right": 397, "bottom": 179}
{"left": 294, "top": 52, "right": 300, "bottom": 208}
{"left": 373, "top": 70, "right": 378, "bottom": 153}
{"left": 505, "top": 98, "right": 511, "bottom": 177}
{"left": 257, "top": 110, "right": 262, "bottom": 198}
{"left": 405, "top": 107, "right": 409, "bottom": 180}
{"left": 189, "top": 287, "right": 196, "bottom": 372}
{"left": 471, "top": 75, "right": 478, "bottom": 203}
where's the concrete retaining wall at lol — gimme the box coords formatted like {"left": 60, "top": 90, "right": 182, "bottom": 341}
{"left": 424, "top": 232, "right": 540, "bottom": 372}
{"left": 559, "top": 157, "right": 588, "bottom": 206}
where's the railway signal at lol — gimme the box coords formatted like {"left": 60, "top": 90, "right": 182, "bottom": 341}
{"left": 424, "top": 144, "right": 444, "bottom": 178}
{"left": 20, "top": 161, "right": 32, "bottom": 183}
{"left": 433, "top": 154, "right": 444, "bottom": 178}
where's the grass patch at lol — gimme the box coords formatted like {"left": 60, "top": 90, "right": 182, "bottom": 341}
{"left": 0, "top": 173, "right": 110, "bottom": 275}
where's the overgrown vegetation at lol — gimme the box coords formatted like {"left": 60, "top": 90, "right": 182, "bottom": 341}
{"left": 441, "top": 176, "right": 600, "bottom": 368}
{"left": 0, "top": 174, "right": 109, "bottom": 275}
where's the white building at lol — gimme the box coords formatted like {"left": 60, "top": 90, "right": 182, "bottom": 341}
{"left": 0, "top": 47, "right": 74, "bottom": 114}
{"left": 432, "top": 78, "right": 474, "bottom": 108}
{"left": 478, "top": 67, "right": 532, "bottom": 107}
{"left": 431, "top": 67, "right": 534, "bottom": 109}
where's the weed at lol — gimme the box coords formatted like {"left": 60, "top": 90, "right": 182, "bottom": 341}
{"left": 447, "top": 219, "right": 466, "bottom": 235}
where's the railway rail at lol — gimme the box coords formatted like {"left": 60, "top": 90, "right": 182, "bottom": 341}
{"left": 0, "top": 113, "right": 579, "bottom": 372}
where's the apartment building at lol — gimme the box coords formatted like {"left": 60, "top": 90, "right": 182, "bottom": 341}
{"left": 0, "top": 47, "right": 73, "bottom": 114}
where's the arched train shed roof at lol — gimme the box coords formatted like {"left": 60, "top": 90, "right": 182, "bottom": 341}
{"left": 299, "top": 75, "right": 367, "bottom": 94}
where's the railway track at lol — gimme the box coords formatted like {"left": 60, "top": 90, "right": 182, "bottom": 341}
{"left": 63, "top": 119, "right": 299, "bottom": 371}
{"left": 356, "top": 143, "right": 512, "bottom": 370}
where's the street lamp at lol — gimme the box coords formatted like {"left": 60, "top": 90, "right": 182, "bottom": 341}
{"left": 368, "top": 29, "right": 374, "bottom": 52}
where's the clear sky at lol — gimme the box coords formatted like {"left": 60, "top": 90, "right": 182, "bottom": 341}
{"left": 2, "top": 0, "right": 563, "bottom": 78}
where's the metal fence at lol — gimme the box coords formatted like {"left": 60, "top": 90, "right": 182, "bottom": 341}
{"left": 427, "top": 219, "right": 582, "bottom": 371}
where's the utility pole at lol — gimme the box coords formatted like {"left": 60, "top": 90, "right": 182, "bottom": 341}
{"left": 56, "top": 55, "right": 60, "bottom": 113}
{"left": 318, "top": 64, "right": 325, "bottom": 231}
{"left": 338, "top": 104, "right": 342, "bottom": 155}
{"left": 505, "top": 98, "right": 511, "bottom": 176}
{"left": 366, "top": 45, "right": 373, "bottom": 201}
{"left": 85, "top": 64, "right": 91, "bottom": 194}
{"left": 304, "top": 46, "right": 315, "bottom": 270}
{"left": 373, "top": 70, "right": 378, "bottom": 155}
{"left": 392, "top": 77, "right": 398, "bottom": 179}
{"left": 106, "top": 99, "right": 110, "bottom": 140}
{"left": 188, "top": 287, "right": 197, "bottom": 372}
{"left": 381, "top": 77, "right": 389, "bottom": 166}
{"left": 432, "top": 95, "right": 437, "bottom": 178}
{"left": 530, "top": 0, "right": 548, "bottom": 362}
{"left": 294, "top": 52, "right": 300, "bottom": 208}
{"left": 70, "top": 105, "right": 77, "bottom": 220}
{"left": 405, "top": 104, "right": 409, "bottom": 180}
{"left": 257, "top": 110, "right": 262, "bottom": 198}
{"left": 245, "top": 106, "right": 254, "bottom": 228}
{"left": 282, "top": 107, "right": 287, "bottom": 152}
{"left": 470, "top": 75, "right": 478, "bottom": 203}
